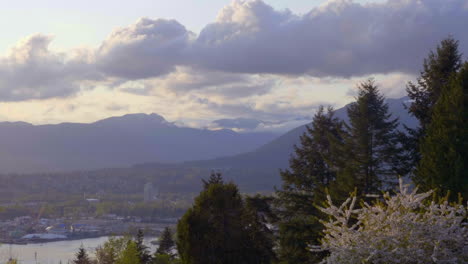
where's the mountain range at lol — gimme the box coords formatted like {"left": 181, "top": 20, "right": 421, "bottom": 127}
{"left": 0, "top": 97, "right": 416, "bottom": 175}
{"left": 0, "top": 113, "right": 277, "bottom": 173}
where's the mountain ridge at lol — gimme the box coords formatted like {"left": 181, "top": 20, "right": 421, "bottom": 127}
{"left": 0, "top": 113, "right": 278, "bottom": 173}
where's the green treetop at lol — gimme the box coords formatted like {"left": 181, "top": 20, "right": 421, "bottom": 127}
{"left": 73, "top": 245, "right": 92, "bottom": 264}
{"left": 405, "top": 37, "right": 462, "bottom": 167}
{"left": 116, "top": 241, "right": 141, "bottom": 264}
{"left": 332, "top": 79, "right": 403, "bottom": 196}
{"left": 415, "top": 62, "right": 468, "bottom": 200}
{"left": 176, "top": 174, "right": 275, "bottom": 264}
{"left": 135, "top": 229, "right": 152, "bottom": 264}
{"left": 156, "top": 227, "right": 175, "bottom": 256}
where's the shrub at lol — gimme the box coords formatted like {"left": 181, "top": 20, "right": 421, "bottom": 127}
{"left": 315, "top": 179, "right": 467, "bottom": 264}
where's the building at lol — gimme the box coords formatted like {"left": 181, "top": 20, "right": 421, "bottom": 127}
{"left": 143, "top": 182, "right": 159, "bottom": 202}
{"left": 71, "top": 223, "right": 100, "bottom": 233}
{"left": 46, "top": 223, "right": 69, "bottom": 235}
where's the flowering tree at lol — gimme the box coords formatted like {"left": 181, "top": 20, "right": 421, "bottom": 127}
{"left": 316, "top": 179, "right": 467, "bottom": 264}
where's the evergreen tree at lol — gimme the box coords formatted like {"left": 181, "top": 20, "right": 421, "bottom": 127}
{"left": 241, "top": 195, "right": 278, "bottom": 264}
{"left": 405, "top": 37, "right": 462, "bottom": 166}
{"left": 177, "top": 179, "right": 244, "bottom": 264}
{"left": 117, "top": 241, "right": 141, "bottom": 264}
{"left": 202, "top": 171, "right": 223, "bottom": 188}
{"left": 415, "top": 62, "right": 468, "bottom": 200}
{"left": 73, "top": 245, "right": 92, "bottom": 264}
{"left": 333, "top": 79, "right": 403, "bottom": 196}
{"left": 275, "top": 106, "right": 344, "bottom": 264}
{"left": 177, "top": 174, "right": 274, "bottom": 264}
{"left": 135, "top": 229, "right": 152, "bottom": 264}
{"left": 156, "top": 227, "right": 175, "bottom": 256}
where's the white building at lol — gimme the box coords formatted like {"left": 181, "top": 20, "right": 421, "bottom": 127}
{"left": 144, "top": 182, "right": 159, "bottom": 202}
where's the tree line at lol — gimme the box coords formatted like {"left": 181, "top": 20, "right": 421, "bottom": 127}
{"left": 72, "top": 228, "right": 178, "bottom": 264}
{"left": 276, "top": 36, "right": 467, "bottom": 263}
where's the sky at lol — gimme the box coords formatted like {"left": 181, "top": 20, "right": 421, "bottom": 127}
{"left": 0, "top": 0, "right": 466, "bottom": 133}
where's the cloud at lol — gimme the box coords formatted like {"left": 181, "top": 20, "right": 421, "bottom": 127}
{"left": 38, "top": 0, "right": 467, "bottom": 91}
{"left": 118, "top": 67, "right": 276, "bottom": 99}
{"left": 187, "top": 92, "right": 321, "bottom": 122}
{"left": 252, "top": 118, "right": 312, "bottom": 133}
{"left": 0, "top": 34, "right": 98, "bottom": 101}
{"left": 96, "top": 18, "right": 191, "bottom": 79}
{"left": 209, "top": 117, "right": 312, "bottom": 133}
{"left": 345, "top": 72, "right": 415, "bottom": 98}
{"left": 106, "top": 103, "right": 129, "bottom": 111}
{"left": 191, "top": 0, "right": 468, "bottom": 76}
{"left": 211, "top": 117, "right": 264, "bottom": 130}
{"left": 0, "top": 0, "right": 466, "bottom": 119}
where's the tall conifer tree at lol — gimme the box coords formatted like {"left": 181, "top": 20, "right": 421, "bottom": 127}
{"left": 73, "top": 245, "right": 92, "bottom": 264}
{"left": 156, "top": 227, "right": 175, "bottom": 256}
{"left": 332, "top": 79, "right": 403, "bottom": 195}
{"left": 242, "top": 195, "right": 278, "bottom": 264}
{"left": 135, "top": 229, "right": 152, "bottom": 264}
{"left": 405, "top": 37, "right": 462, "bottom": 166}
{"left": 276, "top": 106, "right": 343, "bottom": 264}
{"left": 416, "top": 63, "right": 468, "bottom": 200}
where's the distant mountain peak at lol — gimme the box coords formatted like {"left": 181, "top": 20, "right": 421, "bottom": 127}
{"left": 94, "top": 113, "right": 173, "bottom": 126}
{"left": 0, "top": 121, "right": 33, "bottom": 127}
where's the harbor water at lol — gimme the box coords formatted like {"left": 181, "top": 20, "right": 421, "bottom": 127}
{"left": 0, "top": 236, "right": 157, "bottom": 264}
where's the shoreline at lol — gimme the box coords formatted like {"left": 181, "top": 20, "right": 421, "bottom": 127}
{"left": 0, "top": 233, "right": 115, "bottom": 245}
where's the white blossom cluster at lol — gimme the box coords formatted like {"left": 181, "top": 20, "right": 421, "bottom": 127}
{"left": 316, "top": 179, "right": 468, "bottom": 264}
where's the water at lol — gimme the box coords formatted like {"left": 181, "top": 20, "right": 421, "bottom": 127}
{"left": 0, "top": 236, "right": 157, "bottom": 264}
